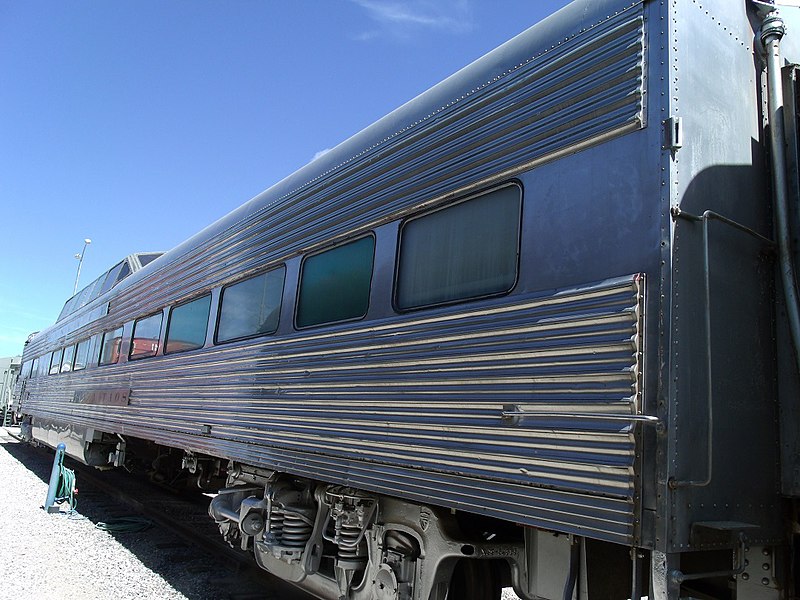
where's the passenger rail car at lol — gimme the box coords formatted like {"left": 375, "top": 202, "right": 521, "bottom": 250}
{"left": 12, "top": 0, "right": 800, "bottom": 598}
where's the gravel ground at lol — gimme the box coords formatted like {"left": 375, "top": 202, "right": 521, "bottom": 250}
{"left": 0, "top": 427, "right": 248, "bottom": 600}
{"left": 0, "top": 426, "right": 524, "bottom": 600}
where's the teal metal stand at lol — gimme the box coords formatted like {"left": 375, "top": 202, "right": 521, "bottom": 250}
{"left": 44, "top": 443, "right": 67, "bottom": 514}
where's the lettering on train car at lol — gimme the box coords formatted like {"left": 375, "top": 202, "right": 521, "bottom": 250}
{"left": 73, "top": 389, "right": 131, "bottom": 406}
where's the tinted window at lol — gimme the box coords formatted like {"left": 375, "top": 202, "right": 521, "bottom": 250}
{"left": 116, "top": 262, "right": 131, "bottom": 284}
{"left": 395, "top": 185, "right": 521, "bottom": 310}
{"left": 138, "top": 253, "right": 163, "bottom": 267}
{"left": 130, "top": 312, "right": 163, "bottom": 360}
{"left": 165, "top": 295, "right": 211, "bottom": 354}
{"left": 217, "top": 267, "right": 285, "bottom": 343}
{"left": 74, "top": 339, "right": 91, "bottom": 371}
{"left": 99, "top": 327, "right": 124, "bottom": 366}
{"left": 296, "top": 237, "right": 375, "bottom": 328}
{"left": 99, "top": 262, "right": 124, "bottom": 296}
{"left": 60, "top": 345, "right": 76, "bottom": 373}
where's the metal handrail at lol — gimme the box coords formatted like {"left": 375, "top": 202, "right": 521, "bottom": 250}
{"left": 669, "top": 208, "right": 775, "bottom": 489}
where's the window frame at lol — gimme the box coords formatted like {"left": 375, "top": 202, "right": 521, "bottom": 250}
{"left": 164, "top": 293, "right": 212, "bottom": 355}
{"left": 215, "top": 265, "right": 286, "bottom": 345}
{"left": 73, "top": 338, "right": 92, "bottom": 372}
{"left": 294, "top": 234, "right": 376, "bottom": 330}
{"left": 392, "top": 182, "right": 523, "bottom": 313}
{"left": 129, "top": 311, "right": 164, "bottom": 361}
{"left": 60, "top": 344, "right": 76, "bottom": 373}
{"left": 49, "top": 350, "right": 63, "bottom": 375}
{"left": 99, "top": 326, "right": 124, "bottom": 366}
{"left": 41, "top": 354, "right": 52, "bottom": 377}
{"left": 98, "top": 261, "right": 125, "bottom": 296}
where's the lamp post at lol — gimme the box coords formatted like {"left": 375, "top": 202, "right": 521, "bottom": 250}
{"left": 73, "top": 238, "right": 92, "bottom": 295}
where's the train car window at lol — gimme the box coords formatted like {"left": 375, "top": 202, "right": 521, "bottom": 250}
{"left": 84, "top": 274, "right": 106, "bottom": 305}
{"left": 165, "top": 294, "right": 212, "bottom": 354}
{"left": 58, "top": 296, "right": 78, "bottom": 321}
{"left": 98, "top": 262, "right": 124, "bottom": 296}
{"left": 74, "top": 285, "right": 93, "bottom": 311}
{"left": 138, "top": 253, "right": 162, "bottom": 268}
{"left": 99, "top": 327, "right": 124, "bottom": 366}
{"left": 32, "top": 356, "right": 40, "bottom": 378}
{"left": 73, "top": 339, "right": 91, "bottom": 371}
{"left": 88, "top": 333, "right": 101, "bottom": 368}
{"left": 217, "top": 267, "right": 286, "bottom": 343}
{"left": 130, "top": 312, "right": 163, "bottom": 360}
{"left": 395, "top": 184, "right": 521, "bottom": 310}
{"left": 60, "top": 345, "right": 76, "bottom": 373}
{"left": 116, "top": 261, "right": 132, "bottom": 284}
{"left": 49, "top": 350, "right": 62, "bottom": 375}
{"left": 296, "top": 236, "right": 375, "bottom": 329}
{"left": 39, "top": 354, "right": 50, "bottom": 377}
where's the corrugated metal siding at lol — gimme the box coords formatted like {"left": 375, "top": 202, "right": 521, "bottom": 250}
{"left": 25, "top": 275, "right": 645, "bottom": 544}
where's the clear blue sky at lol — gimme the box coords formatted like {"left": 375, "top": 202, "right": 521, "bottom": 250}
{"left": 0, "top": 0, "right": 571, "bottom": 358}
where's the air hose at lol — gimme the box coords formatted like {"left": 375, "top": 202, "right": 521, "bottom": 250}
{"left": 44, "top": 443, "right": 77, "bottom": 513}
{"left": 55, "top": 460, "right": 77, "bottom": 511}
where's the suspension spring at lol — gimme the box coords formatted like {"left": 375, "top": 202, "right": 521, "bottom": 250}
{"left": 269, "top": 507, "right": 285, "bottom": 540}
{"left": 337, "top": 521, "right": 366, "bottom": 560}
{"left": 282, "top": 510, "right": 313, "bottom": 548}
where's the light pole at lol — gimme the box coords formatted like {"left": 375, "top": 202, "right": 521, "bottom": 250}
{"left": 73, "top": 238, "right": 92, "bottom": 295}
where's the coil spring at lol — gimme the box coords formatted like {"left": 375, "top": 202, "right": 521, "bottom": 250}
{"left": 337, "top": 521, "right": 366, "bottom": 560}
{"left": 269, "top": 508, "right": 285, "bottom": 539}
{"left": 281, "top": 510, "right": 313, "bottom": 548}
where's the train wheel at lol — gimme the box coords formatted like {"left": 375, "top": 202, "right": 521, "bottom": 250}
{"left": 446, "top": 559, "right": 502, "bottom": 600}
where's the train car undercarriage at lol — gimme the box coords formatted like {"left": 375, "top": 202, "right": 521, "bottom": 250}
{"left": 19, "top": 421, "right": 799, "bottom": 600}
{"left": 208, "top": 463, "right": 522, "bottom": 600}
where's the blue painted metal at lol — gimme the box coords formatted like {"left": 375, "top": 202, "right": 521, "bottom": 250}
{"left": 44, "top": 442, "right": 66, "bottom": 514}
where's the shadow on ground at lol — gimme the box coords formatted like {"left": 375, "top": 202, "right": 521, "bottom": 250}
{"left": 0, "top": 431, "right": 309, "bottom": 600}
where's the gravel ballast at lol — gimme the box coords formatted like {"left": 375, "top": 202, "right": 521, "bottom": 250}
{"left": 0, "top": 427, "right": 297, "bottom": 600}
{"left": 0, "top": 428, "right": 208, "bottom": 599}
{"left": 0, "top": 427, "right": 523, "bottom": 600}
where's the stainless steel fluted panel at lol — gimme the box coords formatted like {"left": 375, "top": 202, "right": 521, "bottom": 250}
{"left": 24, "top": 274, "right": 645, "bottom": 544}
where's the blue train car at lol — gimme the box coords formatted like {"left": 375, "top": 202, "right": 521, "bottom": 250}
{"left": 12, "top": 1, "right": 800, "bottom": 598}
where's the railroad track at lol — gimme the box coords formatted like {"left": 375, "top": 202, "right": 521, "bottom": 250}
{"left": 4, "top": 429, "right": 314, "bottom": 600}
